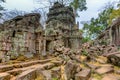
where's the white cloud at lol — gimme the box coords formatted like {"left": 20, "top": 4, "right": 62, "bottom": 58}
{"left": 78, "top": 0, "right": 119, "bottom": 28}
{"left": 2, "top": 0, "right": 119, "bottom": 28}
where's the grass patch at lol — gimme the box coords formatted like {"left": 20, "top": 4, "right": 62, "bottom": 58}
{"left": 91, "top": 73, "right": 102, "bottom": 80}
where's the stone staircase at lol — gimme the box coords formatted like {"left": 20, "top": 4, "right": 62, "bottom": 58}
{"left": 0, "top": 56, "right": 120, "bottom": 80}
{"left": 0, "top": 58, "right": 63, "bottom": 80}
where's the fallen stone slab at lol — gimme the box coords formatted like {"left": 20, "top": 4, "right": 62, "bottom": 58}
{"left": 103, "top": 51, "right": 120, "bottom": 57}
{"left": 42, "top": 63, "right": 55, "bottom": 70}
{"left": 0, "top": 59, "right": 53, "bottom": 73}
{"left": 75, "top": 68, "right": 91, "bottom": 80}
{"left": 107, "top": 53, "right": 120, "bottom": 66}
{"left": 16, "top": 69, "right": 36, "bottom": 80}
{"left": 0, "top": 73, "right": 11, "bottom": 80}
{"left": 13, "top": 59, "right": 53, "bottom": 68}
{"left": 65, "top": 60, "right": 78, "bottom": 80}
{"left": 96, "top": 58, "right": 107, "bottom": 64}
{"left": 7, "top": 64, "right": 43, "bottom": 76}
{"left": 0, "top": 65, "right": 14, "bottom": 72}
{"left": 95, "top": 64, "right": 114, "bottom": 75}
{"left": 86, "top": 63, "right": 98, "bottom": 70}
{"left": 51, "top": 67, "right": 61, "bottom": 79}
{"left": 40, "top": 70, "right": 51, "bottom": 80}
{"left": 51, "top": 60, "right": 63, "bottom": 66}
{"left": 102, "top": 74, "right": 120, "bottom": 80}
{"left": 115, "top": 70, "right": 120, "bottom": 74}
{"left": 7, "top": 69, "right": 23, "bottom": 76}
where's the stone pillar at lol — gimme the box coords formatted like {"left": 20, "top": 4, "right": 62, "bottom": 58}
{"left": 113, "top": 30, "right": 115, "bottom": 44}
{"left": 117, "top": 27, "right": 119, "bottom": 45}
{"left": 119, "top": 26, "right": 120, "bottom": 45}
{"left": 42, "top": 38, "right": 46, "bottom": 56}
{"left": 115, "top": 26, "right": 118, "bottom": 45}
{"left": 39, "top": 39, "right": 41, "bottom": 54}
{"left": 109, "top": 27, "right": 112, "bottom": 45}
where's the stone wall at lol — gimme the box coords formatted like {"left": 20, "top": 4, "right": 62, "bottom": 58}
{"left": 96, "top": 17, "right": 120, "bottom": 46}
{"left": 0, "top": 2, "right": 83, "bottom": 61}
{"left": 0, "top": 13, "right": 43, "bottom": 62}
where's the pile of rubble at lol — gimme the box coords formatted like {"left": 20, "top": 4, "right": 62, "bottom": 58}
{"left": 0, "top": 35, "right": 120, "bottom": 80}
{"left": 50, "top": 40, "right": 120, "bottom": 68}
{"left": 81, "top": 42, "right": 120, "bottom": 66}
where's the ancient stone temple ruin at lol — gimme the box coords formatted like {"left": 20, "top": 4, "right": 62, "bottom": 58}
{"left": 97, "top": 17, "right": 120, "bottom": 46}
{"left": 44, "top": 2, "right": 81, "bottom": 53}
{"left": 0, "top": 13, "right": 44, "bottom": 61}
{"left": 0, "top": 2, "right": 82, "bottom": 61}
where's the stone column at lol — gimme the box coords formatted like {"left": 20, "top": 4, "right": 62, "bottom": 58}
{"left": 115, "top": 26, "right": 118, "bottom": 45}
{"left": 113, "top": 30, "right": 115, "bottom": 44}
{"left": 119, "top": 26, "right": 120, "bottom": 45}
{"left": 42, "top": 38, "right": 46, "bottom": 56}
{"left": 109, "top": 27, "right": 112, "bottom": 45}
{"left": 39, "top": 39, "right": 41, "bottom": 54}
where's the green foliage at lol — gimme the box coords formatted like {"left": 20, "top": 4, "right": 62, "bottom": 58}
{"left": 70, "top": 0, "right": 87, "bottom": 11}
{"left": 100, "top": 40, "right": 107, "bottom": 45}
{"left": 109, "top": 9, "right": 120, "bottom": 25}
{"left": 83, "top": 3, "right": 114, "bottom": 39}
{"left": 81, "top": 49, "right": 88, "bottom": 56}
{"left": 82, "top": 37, "right": 91, "bottom": 43}
{"left": 70, "top": 0, "right": 87, "bottom": 16}
{"left": 79, "top": 29, "right": 91, "bottom": 43}
{"left": 52, "top": 78, "right": 58, "bottom": 80}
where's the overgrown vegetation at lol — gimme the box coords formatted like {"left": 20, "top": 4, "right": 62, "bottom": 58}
{"left": 82, "top": 2, "right": 114, "bottom": 39}
{"left": 82, "top": 1, "right": 120, "bottom": 42}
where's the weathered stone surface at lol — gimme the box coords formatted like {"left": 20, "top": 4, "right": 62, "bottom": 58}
{"left": 36, "top": 69, "right": 51, "bottom": 80}
{"left": 75, "top": 68, "right": 91, "bottom": 80}
{"left": 86, "top": 63, "right": 98, "bottom": 70}
{"left": 16, "top": 69, "right": 36, "bottom": 80}
{"left": 7, "top": 69, "right": 23, "bottom": 76}
{"left": 0, "top": 65, "right": 13, "bottom": 72}
{"left": 42, "top": 63, "right": 55, "bottom": 70}
{"left": 64, "top": 60, "right": 78, "bottom": 80}
{"left": 116, "top": 70, "right": 120, "bottom": 74}
{"left": 102, "top": 74, "right": 120, "bottom": 80}
{"left": 51, "top": 60, "right": 63, "bottom": 66}
{"left": 0, "top": 73, "right": 11, "bottom": 80}
{"left": 95, "top": 64, "right": 114, "bottom": 74}
{"left": 0, "top": 13, "right": 43, "bottom": 61}
{"left": 107, "top": 53, "right": 120, "bottom": 66}
{"left": 51, "top": 67, "right": 61, "bottom": 79}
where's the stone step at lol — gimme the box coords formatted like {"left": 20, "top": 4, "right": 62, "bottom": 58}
{"left": 7, "top": 64, "right": 43, "bottom": 76}
{"left": 42, "top": 63, "right": 55, "bottom": 70}
{"left": 12, "top": 62, "right": 56, "bottom": 80}
{"left": 13, "top": 59, "right": 53, "bottom": 68}
{"left": 0, "top": 65, "right": 14, "bottom": 72}
{"left": 95, "top": 64, "right": 114, "bottom": 75}
{"left": 0, "top": 59, "right": 53, "bottom": 73}
{"left": 102, "top": 74, "right": 120, "bottom": 80}
{"left": 0, "top": 73, "right": 11, "bottom": 80}
{"left": 16, "top": 69, "right": 36, "bottom": 80}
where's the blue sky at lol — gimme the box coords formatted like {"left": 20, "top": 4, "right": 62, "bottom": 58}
{"left": 3, "top": 0, "right": 119, "bottom": 28}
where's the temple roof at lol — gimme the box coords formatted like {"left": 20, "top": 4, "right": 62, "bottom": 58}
{"left": 46, "top": 2, "right": 75, "bottom": 24}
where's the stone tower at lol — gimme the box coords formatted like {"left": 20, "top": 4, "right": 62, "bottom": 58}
{"left": 44, "top": 2, "right": 82, "bottom": 54}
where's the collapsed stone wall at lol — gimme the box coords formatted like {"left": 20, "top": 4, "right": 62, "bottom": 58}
{"left": 96, "top": 17, "right": 120, "bottom": 46}
{"left": 0, "top": 13, "right": 43, "bottom": 62}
